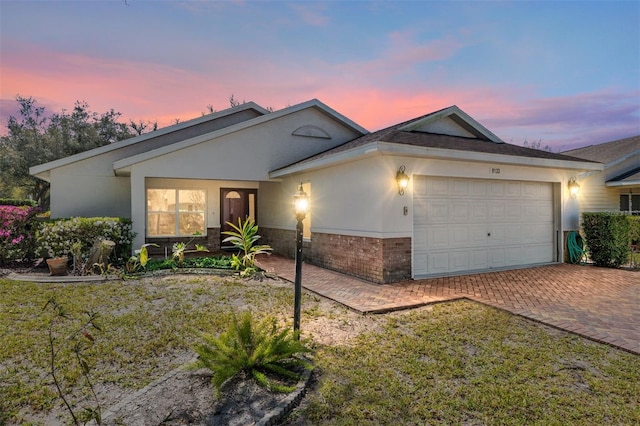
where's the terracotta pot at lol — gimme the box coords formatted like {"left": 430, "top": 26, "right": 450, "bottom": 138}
{"left": 46, "top": 257, "right": 69, "bottom": 276}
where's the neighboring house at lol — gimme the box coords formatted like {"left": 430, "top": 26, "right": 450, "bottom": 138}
{"left": 561, "top": 136, "right": 640, "bottom": 215}
{"left": 31, "top": 100, "right": 601, "bottom": 283}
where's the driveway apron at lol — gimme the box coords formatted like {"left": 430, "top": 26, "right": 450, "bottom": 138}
{"left": 256, "top": 255, "right": 639, "bottom": 355}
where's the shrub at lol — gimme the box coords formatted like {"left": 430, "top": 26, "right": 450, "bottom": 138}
{"left": 628, "top": 216, "right": 640, "bottom": 245}
{"left": 38, "top": 217, "right": 135, "bottom": 265}
{"left": 0, "top": 203, "right": 40, "bottom": 266}
{"left": 582, "top": 212, "right": 630, "bottom": 267}
{"left": 192, "top": 311, "right": 312, "bottom": 394}
{"left": 0, "top": 198, "right": 38, "bottom": 207}
{"left": 222, "top": 218, "right": 272, "bottom": 276}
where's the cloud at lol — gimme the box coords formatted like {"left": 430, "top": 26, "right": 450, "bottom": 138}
{"left": 289, "top": 3, "right": 330, "bottom": 27}
{"left": 338, "top": 30, "right": 467, "bottom": 82}
{"left": 481, "top": 90, "right": 640, "bottom": 149}
{"left": 2, "top": 40, "right": 637, "bottom": 152}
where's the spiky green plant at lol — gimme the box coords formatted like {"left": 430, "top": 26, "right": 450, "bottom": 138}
{"left": 192, "top": 311, "right": 312, "bottom": 394}
{"left": 222, "top": 218, "right": 272, "bottom": 274}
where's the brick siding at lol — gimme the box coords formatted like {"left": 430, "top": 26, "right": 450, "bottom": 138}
{"left": 262, "top": 227, "right": 411, "bottom": 284}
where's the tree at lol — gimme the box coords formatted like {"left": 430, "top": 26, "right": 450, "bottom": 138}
{"left": 0, "top": 96, "right": 137, "bottom": 209}
{"left": 522, "top": 139, "right": 552, "bottom": 152}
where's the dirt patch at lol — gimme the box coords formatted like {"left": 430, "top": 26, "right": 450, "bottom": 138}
{"left": 2, "top": 270, "right": 381, "bottom": 425}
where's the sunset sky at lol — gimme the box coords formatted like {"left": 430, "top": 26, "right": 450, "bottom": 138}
{"left": 1, "top": 0, "right": 638, "bottom": 151}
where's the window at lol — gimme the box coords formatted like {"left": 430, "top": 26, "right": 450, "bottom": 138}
{"left": 620, "top": 194, "right": 640, "bottom": 215}
{"left": 302, "top": 182, "right": 311, "bottom": 240}
{"left": 147, "top": 189, "right": 206, "bottom": 236}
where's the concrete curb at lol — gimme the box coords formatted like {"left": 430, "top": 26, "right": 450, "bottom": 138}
{"left": 6, "top": 272, "right": 112, "bottom": 283}
{"left": 96, "top": 358, "right": 314, "bottom": 425}
{"left": 257, "top": 365, "right": 314, "bottom": 426}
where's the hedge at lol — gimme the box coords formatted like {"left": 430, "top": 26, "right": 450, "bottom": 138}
{"left": 0, "top": 198, "right": 38, "bottom": 207}
{"left": 582, "top": 212, "right": 631, "bottom": 268}
{"left": 37, "top": 217, "right": 136, "bottom": 264}
{"left": 628, "top": 215, "right": 640, "bottom": 245}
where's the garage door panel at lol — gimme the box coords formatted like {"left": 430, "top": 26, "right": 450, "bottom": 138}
{"left": 451, "top": 202, "right": 470, "bottom": 221}
{"left": 413, "top": 176, "right": 555, "bottom": 277}
{"left": 427, "top": 226, "right": 449, "bottom": 248}
{"left": 489, "top": 203, "right": 505, "bottom": 220}
{"left": 427, "top": 178, "right": 449, "bottom": 196}
{"left": 427, "top": 202, "right": 450, "bottom": 223}
{"left": 523, "top": 244, "right": 553, "bottom": 263}
{"left": 413, "top": 225, "right": 428, "bottom": 247}
{"left": 488, "top": 248, "right": 506, "bottom": 267}
{"left": 450, "top": 179, "right": 470, "bottom": 196}
{"left": 450, "top": 251, "right": 470, "bottom": 271}
{"left": 470, "top": 181, "right": 487, "bottom": 197}
{"left": 469, "top": 249, "right": 488, "bottom": 269}
{"left": 469, "top": 226, "right": 488, "bottom": 245}
{"left": 470, "top": 203, "right": 488, "bottom": 221}
{"left": 450, "top": 225, "right": 470, "bottom": 247}
{"left": 428, "top": 252, "right": 451, "bottom": 274}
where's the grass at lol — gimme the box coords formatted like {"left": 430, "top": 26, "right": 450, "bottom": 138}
{"left": 294, "top": 301, "right": 640, "bottom": 425}
{"left": 0, "top": 275, "right": 293, "bottom": 424}
{"left": 1, "top": 276, "right": 639, "bottom": 425}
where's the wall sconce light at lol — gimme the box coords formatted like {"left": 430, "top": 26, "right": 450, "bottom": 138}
{"left": 396, "top": 165, "right": 409, "bottom": 195}
{"left": 568, "top": 176, "right": 580, "bottom": 198}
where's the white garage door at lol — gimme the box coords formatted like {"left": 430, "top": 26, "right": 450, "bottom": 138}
{"left": 413, "top": 176, "right": 555, "bottom": 277}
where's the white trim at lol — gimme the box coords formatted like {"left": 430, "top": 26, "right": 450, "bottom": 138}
{"left": 270, "top": 141, "right": 603, "bottom": 178}
{"left": 398, "top": 105, "right": 504, "bottom": 143}
{"left": 280, "top": 226, "right": 412, "bottom": 239}
{"left": 605, "top": 180, "right": 640, "bottom": 187}
{"left": 603, "top": 150, "right": 640, "bottom": 169}
{"left": 113, "top": 99, "right": 368, "bottom": 174}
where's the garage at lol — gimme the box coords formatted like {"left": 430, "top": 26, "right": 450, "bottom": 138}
{"left": 413, "top": 176, "right": 556, "bottom": 277}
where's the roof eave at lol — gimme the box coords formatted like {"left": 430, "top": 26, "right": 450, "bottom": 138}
{"left": 29, "top": 102, "right": 270, "bottom": 176}
{"left": 398, "top": 106, "right": 504, "bottom": 143}
{"left": 270, "top": 141, "right": 603, "bottom": 178}
{"left": 603, "top": 150, "right": 640, "bottom": 169}
{"left": 114, "top": 99, "right": 369, "bottom": 172}
{"left": 605, "top": 180, "right": 640, "bottom": 187}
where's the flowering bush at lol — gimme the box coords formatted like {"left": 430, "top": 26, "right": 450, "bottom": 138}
{"left": 38, "top": 217, "right": 136, "bottom": 265}
{"left": 0, "top": 204, "right": 39, "bottom": 266}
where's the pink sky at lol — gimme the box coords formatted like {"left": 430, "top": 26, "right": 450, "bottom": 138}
{"left": 1, "top": 1, "right": 638, "bottom": 151}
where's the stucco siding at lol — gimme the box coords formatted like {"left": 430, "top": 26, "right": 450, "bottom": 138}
{"left": 44, "top": 109, "right": 264, "bottom": 218}
{"left": 50, "top": 169, "right": 130, "bottom": 218}
{"left": 262, "top": 154, "right": 581, "bottom": 240}
{"left": 127, "top": 108, "right": 361, "bottom": 182}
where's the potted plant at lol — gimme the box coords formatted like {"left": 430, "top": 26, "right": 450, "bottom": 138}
{"left": 46, "top": 255, "right": 69, "bottom": 276}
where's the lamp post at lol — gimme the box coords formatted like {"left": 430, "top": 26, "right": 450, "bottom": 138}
{"left": 292, "top": 183, "right": 309, "bottom": 337}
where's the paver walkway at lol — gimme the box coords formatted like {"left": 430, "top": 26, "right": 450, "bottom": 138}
{"left": 256, "top": 255, "right": 640, "bottom": 355}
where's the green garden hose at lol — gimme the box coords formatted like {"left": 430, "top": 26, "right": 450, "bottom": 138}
{"left": 567, "top": 231, "right": 585, "bottom": 264}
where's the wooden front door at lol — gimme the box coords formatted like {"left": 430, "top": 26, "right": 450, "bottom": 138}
{"left": 220, "top": 189, "right": 257, "bottom": 248}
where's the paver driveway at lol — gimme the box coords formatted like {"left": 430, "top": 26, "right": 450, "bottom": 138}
{"left": 257, "top": 255, "right": 639, "bottom": 355}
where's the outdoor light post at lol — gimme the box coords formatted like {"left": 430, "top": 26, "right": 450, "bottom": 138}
{"left": 292, "top": 183, "right": 309, "bottom": 337}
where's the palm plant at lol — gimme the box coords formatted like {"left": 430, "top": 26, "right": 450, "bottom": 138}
{"left": 191, "top": 311, "right": 312, "bottom": 394}
{"left": 222, "top": 218, "right": 272, "bottom": 275}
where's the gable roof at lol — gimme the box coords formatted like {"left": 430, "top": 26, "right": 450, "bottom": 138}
{"left": 271, "top": 106, "right": 601, "bottom": 177}
{"left": 397, "top": 105, "right": 503, "bottom": 142}
{"left": 112, "top": 99, "right": 368, "bottom": 174}
{"left": 30, "top": 102, "right": 271, "bottom": 179}
{"left": 561, "top": 135, "right": 640, "bottom": 165}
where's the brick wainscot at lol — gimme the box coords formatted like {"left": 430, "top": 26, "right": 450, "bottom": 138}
{"left": 262, "top": 228, "right": 411, "bottom": 284}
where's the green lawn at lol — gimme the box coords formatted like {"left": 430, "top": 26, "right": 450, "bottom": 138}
{"left": 0, "top": 275, "right": 293, "bottom": 424}
{"left": 293, "top": 302, "right": 640, "bottom": 425}
{"left": 1, "top": 276, "right": 638, "bottom": 425}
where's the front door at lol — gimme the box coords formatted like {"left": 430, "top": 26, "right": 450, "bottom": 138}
{"left": 220, "top": 189, "right": 257, "bottom": 248}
